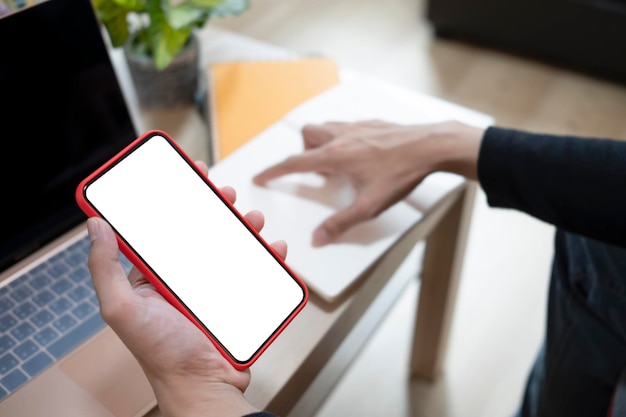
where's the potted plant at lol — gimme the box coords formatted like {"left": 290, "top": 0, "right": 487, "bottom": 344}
{"left": 93, "top": 0, "right": 249, "bottom": 107}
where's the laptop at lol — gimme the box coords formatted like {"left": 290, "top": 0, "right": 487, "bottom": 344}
{"left": 0, "top": 0, "right": 156, "bottom": 415}
{"left": 207, "top": 70, "right": 493, "bottom": 302}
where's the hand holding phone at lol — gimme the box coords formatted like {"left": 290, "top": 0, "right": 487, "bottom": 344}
{"left": 76, "top": 130, "right": 308, "bottom": 370}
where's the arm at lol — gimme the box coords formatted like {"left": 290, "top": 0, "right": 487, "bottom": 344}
{"left": 254, "top": 120, "right": 626, "bottom": 248}
{"left": 479, "top": 127, "right": 626, "bottom": 247}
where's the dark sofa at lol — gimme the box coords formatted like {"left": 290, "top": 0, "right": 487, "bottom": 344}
{"left": 426, "top": 0, "right": 626, "bottom": 84}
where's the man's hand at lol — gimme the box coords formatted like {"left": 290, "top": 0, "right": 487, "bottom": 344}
{"left": 254, "top": 120, "right": 484, "bottom": 246}
{"left": 87, "top": 161, "right": 285, "bottom": 417}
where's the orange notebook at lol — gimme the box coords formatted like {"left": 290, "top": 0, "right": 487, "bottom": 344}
{"left": 208, "top": 57, "right": 340, "bottom": 162}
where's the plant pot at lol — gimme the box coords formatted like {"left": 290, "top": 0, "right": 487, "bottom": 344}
{"left": 124, "top": 32, "right": 199, "bottom": 108}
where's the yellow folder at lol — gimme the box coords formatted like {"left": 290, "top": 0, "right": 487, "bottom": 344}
{"left": 208, "top": 57, "right": 340, "bottom": 162}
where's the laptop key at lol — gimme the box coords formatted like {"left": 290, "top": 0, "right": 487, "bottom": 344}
{"left": 0, "top": 296, "right": 15, "bottom": 312}
{"left": 47, "top": 313, "right": 106, "bottom": 359}
{"left": 69, "top": 266, "right": 90, "bottom": 284}
{"left": 1, "top": 368, "right": 27, "bottom": 391}
{"left": 49, "top": 262, "right": 70, "bottom": 277}
{"left": 32, "top": 289, "right": 56, "bottom": 307}
{"left": 30, "top": 309, "right": 54, "bottom": 327}
{"left": 13, "top": 301, "right": 37, "bottom": 320}
{"left": 67, "top": 251, "right": 86, "bottom": 266}
{"left": 0, "top": 353, "right": 18, "bottom": 375}
{"left": 29, "top": 273, "right": 52, "bottom": 290}
{"left": 50, "top": 278, "right": 73, "bottom": 295}
{"left": 49, "top": 297, "right": 73, "bottom": 315}
{"left": 0, "top": 314, "right": 17, "bottom": 333}
{"left": 0, "top": 335, "right": 16, "bottom": 355}
{"left": 33, "top": 327, "right": 59, "bottom": 347}
{"left": 9, "top": 286, "right": 33, "bottom": 303}
{"left": 14, "top": 340, "right": 38, "bottom": 360}
{"left": 10, "top": 322, "right": 35, "bottom": 341}
{"left": 67, "top": 285, "right": 91, "bottom": 303}
{"left": 71, "top": 302, "right": 95, "bottom": 320}
{"left": 22, "top": 351, "right": 53, "bottom": 377}
{"left": 53, "top": 314, "right": 76, "bottom": 333}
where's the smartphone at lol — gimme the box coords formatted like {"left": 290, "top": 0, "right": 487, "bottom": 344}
{"left": 75, "top": 130, "right": 308, "bottom": 370}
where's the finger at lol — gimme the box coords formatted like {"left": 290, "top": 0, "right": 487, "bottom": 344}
{"left": 303, "top": 121, "right": 365, "bottom": 150}
{"left": 220, "top": 185, "right": 236, "bottom": 205}
{"left": 195, "top": 162, "right": 236, "bottom": 205}
{"left": 244, "top": 209, "right": 265, "bottom": 233}
{"left": 312, "top": 199, "right": 374, "bottom": 247}
{"left": 301, "top": 124, "right": 336, "bottom": 149}
{"left": 195, "top": 160, "right": 209, "bottom": 176}
{"left": 356, "top": 119, "right": 395, "bottom": 129}
{"left": 270, "top": 240, "right": 288, "bottom": 260}
{"left": 126, "top": 267, "right": 145, "bottom": 288}
{"left": 252, "top": 150, "right": 326, "bottom": 185}
{"left": 86, "top": 218, "right": 134, "bottom": 318}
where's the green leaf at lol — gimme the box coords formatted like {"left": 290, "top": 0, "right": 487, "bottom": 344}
{"left": 104, "top": 13, "right": 130, "bottom": 47}
{"left": 163, "top": 3, "right": 209, "bottom": 30}
{"left": 111, "top": 0, "right": 145, "bottom": 11}
{"left": 210, "top": 0, "right": 249, "bottom": 17}
{"left": 92, "top": 0, "right": 106, "bottom": 11}
{"left": 146, "top": 0, "right": 191, "bottom": 69}
{"left": 94, "top": 0, "right": 248, "bottom": 70}
{"left": 93, "top": 0, "right": 130, "bottom": 47}
{"left": 153, "top": 26, "right": 191, "bottom": 70}
{"left": 187, "top": 0, "right": 223, "bottom": 8}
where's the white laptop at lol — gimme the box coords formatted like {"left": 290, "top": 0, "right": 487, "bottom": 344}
{"left": 208, "top": 71, "right": 493, "bottom": 302}
{"left": 0, "top": 1, "right": 155, "bottom": 415}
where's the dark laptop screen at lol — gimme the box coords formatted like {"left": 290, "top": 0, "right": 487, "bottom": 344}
{"left": 0, "top": 0, "right": 137, "bottom": 272}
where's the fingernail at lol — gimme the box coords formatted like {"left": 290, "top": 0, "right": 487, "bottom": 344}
{"left": 86, "top": 218, "right": 100, "bottom": 242}
{"left": 312, "top": 228, "right": 331, "bottom": 247}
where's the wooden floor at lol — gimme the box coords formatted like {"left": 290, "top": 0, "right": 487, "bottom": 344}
{"left": 213, "top": 1, "right": 626, "bottom": 416}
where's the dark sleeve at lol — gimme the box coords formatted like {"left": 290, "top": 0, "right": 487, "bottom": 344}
{"left": 243, "top": 413, "right": 280, "bottom": 417}
{"left": 477, "top": 126, "right": 626, "bottom": 247}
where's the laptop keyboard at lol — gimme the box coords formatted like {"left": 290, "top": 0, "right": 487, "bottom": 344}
{"left": 0, "top": 235, "right": 132, "bottom": 400}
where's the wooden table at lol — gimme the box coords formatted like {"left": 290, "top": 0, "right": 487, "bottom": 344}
{"left": 111, "top": 27, "right": 481, "bottom": 417}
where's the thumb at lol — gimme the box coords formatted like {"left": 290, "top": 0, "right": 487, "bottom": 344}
{"left": 86, "top": 218, "right": 134, "bottom": 318}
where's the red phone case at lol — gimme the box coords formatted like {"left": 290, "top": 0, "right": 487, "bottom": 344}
{"left": 75, "top": 129, "right": 308, "bottom": 370}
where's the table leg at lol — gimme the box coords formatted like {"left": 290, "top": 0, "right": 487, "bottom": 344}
{"left": 410, "top": 182, "right": 477, "bottom": 380}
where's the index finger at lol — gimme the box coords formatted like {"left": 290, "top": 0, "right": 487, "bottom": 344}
{"left": 252, "top": 150, "right": 326, "bottom": 185}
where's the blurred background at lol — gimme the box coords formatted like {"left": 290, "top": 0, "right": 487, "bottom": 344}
{"left": 211, "top": 0, "right": 626, "bottom": 416}
{"left": 0, "top": 0, "right": 621, "bottom": 414}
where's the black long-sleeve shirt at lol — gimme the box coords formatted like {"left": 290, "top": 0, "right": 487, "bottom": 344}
{"left": 478, "top": 126, "right": 626, "bottom": 248}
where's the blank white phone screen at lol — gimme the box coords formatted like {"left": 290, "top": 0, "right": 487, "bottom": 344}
{"left": 84, "top": 135, "right": 306, "bottom": 363}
